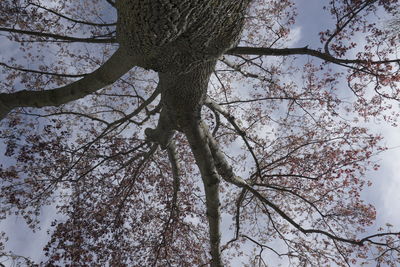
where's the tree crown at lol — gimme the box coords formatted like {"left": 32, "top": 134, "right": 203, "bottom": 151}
{"left": 0, "top": 0, "right": 400, "bottom": 266}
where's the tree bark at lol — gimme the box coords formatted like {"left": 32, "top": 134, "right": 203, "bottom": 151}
{"left": 184, "top": 121, "right": 222, "bottom": 267}
{"left": 116, "top": 0, "right": 251, "bottom": 73}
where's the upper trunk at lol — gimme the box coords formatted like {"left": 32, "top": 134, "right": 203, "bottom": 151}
{"left": 116, "top": 0, "right": 250, "bottom": 74}
{"left": 116, "top": 0, "right": 251, "bottom": 131}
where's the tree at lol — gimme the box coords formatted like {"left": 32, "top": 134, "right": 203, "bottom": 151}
{"left": 0, "top": 0, "right": 400, "bottom": 266}
{"left": 387, "top": 9, "right": 400, "bottom": 36}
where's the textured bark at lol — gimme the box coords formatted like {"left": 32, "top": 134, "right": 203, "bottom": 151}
{"left": 115, "top": 1, "right": 252, "bottom": 265}
{"left": 145, "top": 60, "right": 216, "bottom": 147}
{"left": 117, "top": 0, "right": 252, "bottom": 137}
{"left": 116, "top": 0, "right": 250, "bottom": 73}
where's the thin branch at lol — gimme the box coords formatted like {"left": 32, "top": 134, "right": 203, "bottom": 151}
{"left": 242, "top": 235, "right": 285, "bottom": 257}
{"left": 71, "top": 86, "right": 160, "bottom": 154}
{"left": 204, "top": 126, "right": 400, "bottom": 250}
{"left": 16, "top": 110, "right": 109, "bottom": 125}
{"left": 0, "top": 27, "right": 116, "bottom": 43}
{"left": 29, "top": 3, "right": 116, "bottom": 27}
{"left": 222, "top": 188, "right": 246, "bottom": 251}
{"left": 218, "top": 96, "right": 320, "bottom": 105}
{"left": 167, "top": 141, "right": 181, "bottom": 209}
{"left": 0, "top": 62, "right": 88, "bottom": 78}
{"left": 205, "top": 97, "right": 262, "bottom": 180}
{"left": 227, "top": 46, "right": 400, "bottom": 66}
{"left": 153, "top": 140, "right": 181, "bottom": 264}
{"left": 220, "top": 57, "right": 271, "bottom": 81}
{"left": 324, "top": 0, "right": 376, "bottom": 55}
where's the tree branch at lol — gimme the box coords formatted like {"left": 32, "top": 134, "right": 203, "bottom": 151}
{"left": 204, "top": 126, "right": 400, "bottom": 251}
{"left": 0, "top": 62, "right": 88, "bottom": 78}
{"left": 0, "top": 48, "right": 139, "bottom": 120}
{"left": 29, "top": 3, "right": 116, "bottom": 27}
{"left": 205, "top": 97, "right": 262, "bottom": 180}
{"left": 324, "top": 0, "right": 377, "bottom": 55}
{"left": 167, "top": 141, "right": 181, "bottom": 209}
{"left": 184, "top": 121, "right": 222, "bottom": 267}
{"left": 0, "top": 27, "right": 116, "bottom": 43}
{"left": 227, "top": 46, "right": 400, "bottom": 66}
{"left": 153, "top": 140, "right": 181, "bottom": 264}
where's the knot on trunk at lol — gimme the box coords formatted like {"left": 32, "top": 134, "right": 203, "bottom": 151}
{"left": 145, "top": 127, "right": 172, "bottom": 149}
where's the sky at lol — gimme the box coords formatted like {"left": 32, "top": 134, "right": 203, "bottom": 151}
{"left": 1, "top": 0, "right": 400, "bottom": 266}
{"left": 228, "top": 1, "right": 400, "bottom": 265}
{"left": 293, "top": 1, "right": 400, "bottom": 264}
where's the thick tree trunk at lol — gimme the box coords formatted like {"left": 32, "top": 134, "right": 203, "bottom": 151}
{"left": 145, "top": 60, "right": 216, "bottom": 147}
{"left": 116, "top": 1, "right": 252, "bottom": 265}
{"left": 116, "top": 0, "right": 250, "bottom": 73}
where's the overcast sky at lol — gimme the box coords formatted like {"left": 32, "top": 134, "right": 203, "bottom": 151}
{"left": 1, "top": 0, "right": 400, "bottom": 266}
{"left": 295, "top": 2, "right": 400, "bottom": 264}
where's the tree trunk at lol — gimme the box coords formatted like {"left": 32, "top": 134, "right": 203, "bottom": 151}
{"left": 116, "top": 0, "right": 251, "bottom": 74}
{"left": 116, "top": 1, "right": 253, "bottom": 265}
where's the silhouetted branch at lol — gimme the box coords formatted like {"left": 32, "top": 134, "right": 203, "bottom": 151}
{"left": 0, "top": 62, "right": 88, "bottom": 78}
{"left": 29, "top": 3, "right": 116, "bottom": 27}
{"left": 227, "top": 46, "right": 400, "bottom": 66}
{"left": 0, "top": 27, "right": 116, "bottom": 43}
